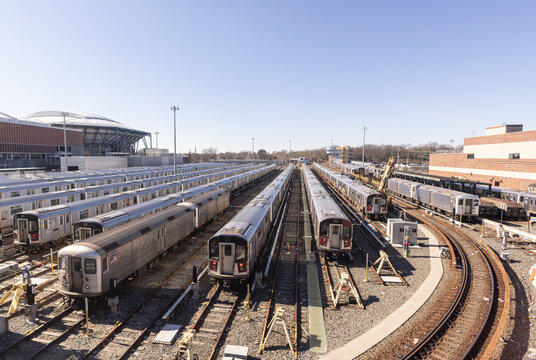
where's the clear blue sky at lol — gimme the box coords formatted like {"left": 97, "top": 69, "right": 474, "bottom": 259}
{"left": 1, "top": 1, "right": 535, "bottom": 153}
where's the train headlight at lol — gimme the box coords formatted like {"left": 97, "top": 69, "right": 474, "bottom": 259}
{"left": 85, "top": 285, "right": 89, "bottom": 289}
{"left": 209, "top": 260, "right": 218, "bottom": 271}
{"left": 237, "top": 261, "right": 247, "bottom": 273}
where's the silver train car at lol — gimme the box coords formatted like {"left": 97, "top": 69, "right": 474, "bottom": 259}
{"left": 302, "top": 164, "right": 352, "bottom": 252}
{"left": 313, "top": 163, "right": 387, "bottom": 217}
{"left": 73, "top": 187, "right": 229, "bottom": 241}
{"left": 208, "top": 165, "right": 294, "bottom": 280}
{"left": 524, "top": 193, "right": 536, "bottom": 222}
{"left": 57, "top": 189, "right": 229, "bottom": 298}
{"left": 388, "top": 178, "right": 479, "bottom": 220}
{"left": 0, "top": 162, "right": 237, "bottom": 200}
{"left": 13, "top": 165, "right": 272, "bottom": 248}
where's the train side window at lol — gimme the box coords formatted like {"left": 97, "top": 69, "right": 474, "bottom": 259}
{"left": 79, "top": 209, "right": 89, "bottom": 219}
{"left": 66, "top": 214, "right": 70, "bottom": 224}
{"left": 85, "top": 259, "right": 97, "bottom": 274}
{"left": 10, "top": 191, "right": 20, "bottom": 197}
{"left": 102, "top": 256, "right": 108, "bottom": 272}
{"left": 458, "top": 199, "right": 463, "bottom": 205}
{"left": 51, "top": 199, "right": 59, "bottom": 206}
{"left": 111, "top": 202, "right": 118, "bottom": 210}
{"left": 60, "top": 216, "right": 64, "bottom": 225}
{"left": 43, "top": 220, "right": 49, "bottom": 229}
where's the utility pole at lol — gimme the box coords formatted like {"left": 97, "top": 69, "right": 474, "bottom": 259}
{"left": 251, "top": 138, "right": 255, "bottom": 159}
{"left": 155, "top": 131, "right": 159, "bottom": 149}
{"left": 362, "top": 126, "right": 368, "bottom": 168}
{"left": 170, "top": 106, "right": 179, "bottom": 175}
{"left": 60, "top": 112, "right": 69, "bottom": 171}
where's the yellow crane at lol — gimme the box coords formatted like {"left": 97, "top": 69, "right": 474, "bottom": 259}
{"left": 378, "top": 156, "right": 395, "bottom": 193}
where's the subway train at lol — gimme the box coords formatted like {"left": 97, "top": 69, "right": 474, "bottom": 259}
{"left": 388, "top": 178, "right": 479, "bottom": 220}
{"left": 0, "top": 165, "right": 248, "bottom": 231}
{"left": 208, "top": 165, "right": 294, "bottom": 280}
{"left": 57, "top": 189, "right": 229, "bottom": 298}
{"left": 13, "top": 165, "right": 273, "bottom": 248}
{"left": 313, "top": 163, "right": 387, "bottom": 218}
{"left": 302, "top": 164, "right": 352, "bottom": 252}
{"left": 0, "top": 163, "right": 229, "bottom": 200}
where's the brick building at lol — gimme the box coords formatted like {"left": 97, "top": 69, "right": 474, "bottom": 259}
{"left": 429, "top": 125, "right": 536, "bottom": 190}
{"left": 326, "top": 145, "right": 353, "bottom": 163}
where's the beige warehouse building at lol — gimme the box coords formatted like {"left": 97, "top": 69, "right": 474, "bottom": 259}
{"left": 429, "top": 124, "right": 536, "bottom": 190}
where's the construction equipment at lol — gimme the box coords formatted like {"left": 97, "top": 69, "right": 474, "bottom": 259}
{"left": 378, "top": 156, "right": 395, "bottom": 193}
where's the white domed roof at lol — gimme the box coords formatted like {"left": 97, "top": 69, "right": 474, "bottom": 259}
{"left": 26, "top": 111, "right": 136, "bottom": 130}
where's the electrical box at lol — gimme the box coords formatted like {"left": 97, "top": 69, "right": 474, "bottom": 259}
{"left": 387, "top": 219, "right": 418, "bottom": 246}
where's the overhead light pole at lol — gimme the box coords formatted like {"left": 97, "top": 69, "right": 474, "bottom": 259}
{"left": 362, "top": 126, "right": 368, "bottom": 168}
{"left": 60, "top": 112, "right": 69, "bottom": 171}
{"left": 289, "top": 139, "right": 291, "bottom": 164}
{"left": 251, "top": 138, "right": 255, "bottom": 160}
{"left": 171, "top": 106, "right": 179, "bottom": 174}
{"left": 155, "top": 131, "right": 159, "bottom": 149}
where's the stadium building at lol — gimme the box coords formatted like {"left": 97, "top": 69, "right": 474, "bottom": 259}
{"left": 26, "top": 111, "right": 150, "bottom": 155}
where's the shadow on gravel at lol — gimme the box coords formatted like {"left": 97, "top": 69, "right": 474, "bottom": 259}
{"left": 363, "top": 295, "right": 379, "bottom": 307}
{"left": 500, "top": 261, "right": 529, "bottom": 358}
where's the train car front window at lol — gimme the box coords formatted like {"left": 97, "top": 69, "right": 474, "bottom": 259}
{"left": 29, "top": 220, "right": 38, "bottom": 232}
{"left": 320, "top": 223, "right": 328, "bottom": 237}
{"left": 209, "top": 240, "right": 219, "bottom": 258}
{"left": 343, "top": 226, "right": 351, "bottom": 239}
{"left": 85, "top": 259, "right": 97, "bottom": 274}
{"left": 236, "top": 244, "right": 246, "bottom": 260}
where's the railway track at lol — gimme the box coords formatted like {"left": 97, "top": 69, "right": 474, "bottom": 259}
{"left": 258, "top": 169, "right": 304, "bottom": 357}
{"left": 0, "top": 169, "right": 283, "bottom": 360}
{"left": 393, "top": 200, "right": 510, "bottom": 359}
{"left": 0, "top": 306, "right": 84, "bottom": 360}
{"left": 187, "top": 283, "right": 242, "bottom": 360}
{"left": 313, "top": 170, "right": 407, "bottom": 286}
{"left": 320, "top": 254, "right": 363, "bottom": 309}
{"left": 80, "top": 247, "right": 208, "bottom": 360}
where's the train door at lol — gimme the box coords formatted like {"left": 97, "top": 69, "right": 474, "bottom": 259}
{"left": 464, "top": 199, "right": 473, "bottom": 214}
{"left": 71, "top": 257, "right": 83, "bottom": 293}
{"left": 329, "top": 224, "right": 342, "bottom": 249}
{"left": 17, "top": 218, "right": 28, "bottom": 243}
{"left": 220, "top": 243, "right": 235, "bottom": 274}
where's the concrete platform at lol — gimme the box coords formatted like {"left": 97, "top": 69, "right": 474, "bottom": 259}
{"left": 322, "top": 225, "right": 443, "bottom": 359}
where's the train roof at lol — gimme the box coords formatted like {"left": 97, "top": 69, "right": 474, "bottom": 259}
{"left": 303, "top": 164, "right": 349, "bottom": 223}
{"left": 314, "top": 163, "right": 383, "bottom": 197}
{"left": 211, "top": 165, "right": 292, "bottom": 242}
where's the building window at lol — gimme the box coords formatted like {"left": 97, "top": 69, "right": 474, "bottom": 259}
{"left": 494, "top": 181, "right": 500, "bottom": 186}
{"left": 467, "top": 154, "right": 474, "bottom": 159}
{"left": 509, "top": 153, "right": 520, "bottom": 160}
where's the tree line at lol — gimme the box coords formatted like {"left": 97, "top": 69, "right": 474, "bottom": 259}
{"left": 187, "top": 142, "right": 462, "bottom": 164}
